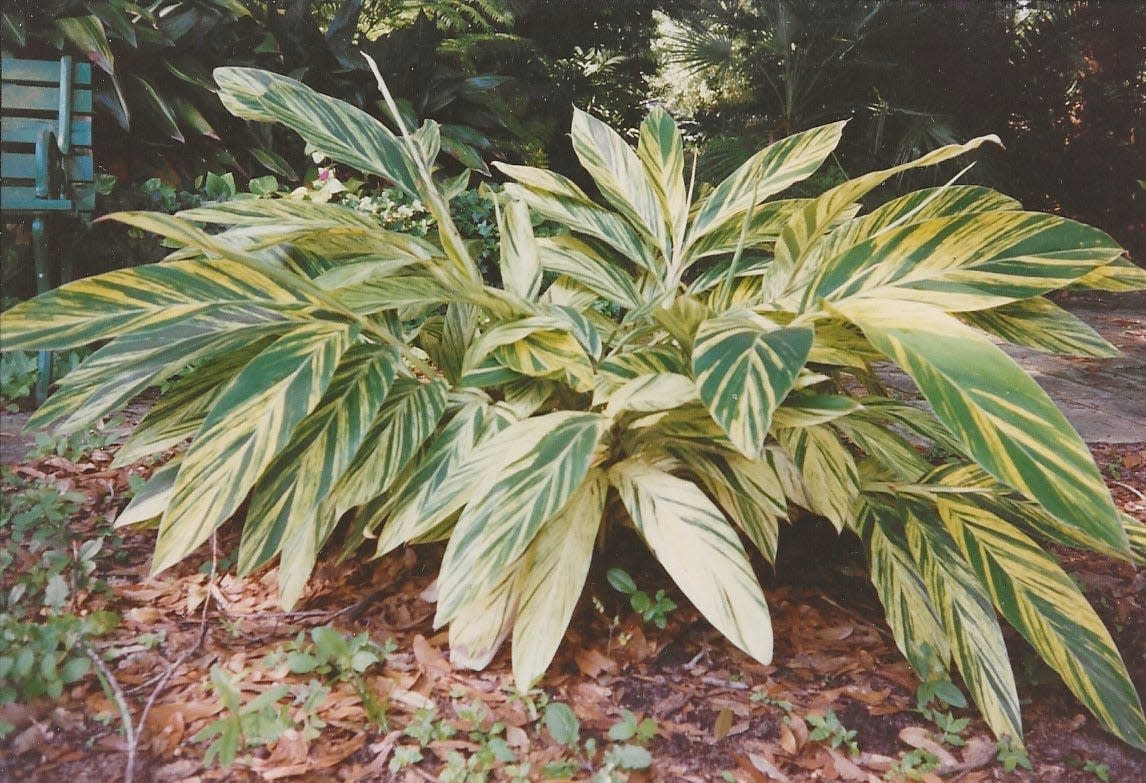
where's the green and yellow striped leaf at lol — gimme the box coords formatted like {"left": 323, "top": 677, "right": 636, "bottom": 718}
{"left": 686, "top": 199, "right": 807, "bottom": 264}
{"left": 905, "top": 505, "right": 1023, "bottom": 743}
{"left": 594, "top": 346, "right": 686, "bottom": 404}
{"left": 1074, "top": 257, "right": 1146, "bottom": 292}
{"left": 238, "top": 345, "right": 399, "bottom": 602}
{"left": 610, "top": 459, "right": 773, "bottom": 664}
{"left": 805, "top": 212, "right": 1124, "bottom": 312}
{"left": 603, "top": 373, "right": 698, "bottom": 419}
{"left": 811, "top": 185, "right": 1021, "bottom": 271}
{"left": 771, "top": 393, "right": 862, "bottom": 429}
{"left": 0, "top": 259, "right": 317, "bottom": 351}
{"left": 853, "top": 496, "right": 951, "bottom": 678}
{"left": 112, "top": 343, "right": 271, "bottom": 467}
{"left": 834, "top": 417, "right": 931, "bottom": 481}
{"left": 152, "top": 321, "right": 353, "bottom": 574}
{"left": 672, "top": 445, "right": 787, "bottom": 561}
{"left": 512, "top": 471, "right": 607, "bottom": 689}
{"left": 831, "top": 298, "right": 1126, "bottom": 553}
{"left": 371, "top": 400, "right": 517, "bottom": 555}
{"left": 960, "top": 297, "right": 1119, "bottom": 357}
{"left": 937, "top": 496, "right": 1146, "bottom": 749}
{"left": 775, "top": 424, "right": 859, "bottom": 531}
{"left": 496, "top": 163, "right": 657, "bottom": 271}
{"left": 637, "top": 107, "right": 688, "bottom": 254}
{"left": 115, "top": 458, "right": 180, "bottom": 529}
{"left": 30, "top": 311, "right": 296, "bottom": 434}
{"left": 214, "top": 66, "right": 419, "bottom": 198}
{"left": 572, "top": 107, "right": 670, "bottom": 259}
{"left": 436, "top": 412, "right": 608, "bottom": 624}
{"left": 498, "top": 198, "right": 542, "bottom": 301}
{"left": 768, "top": 135, "right": 1001, "bottom": 299}
{"left": 686, "top": 121, "right": 846, "bottom": 256}
{"left": 326, "top": 377, "right": 449, "bottom": 520}
{"left": 692, "top": 314, "right": 812, "bottom": 459}
{"left": 448, "top": 553, "right": 526, "bottom": 671}
{"left": 537, "top": 236, "right": 640, "bottom": 309}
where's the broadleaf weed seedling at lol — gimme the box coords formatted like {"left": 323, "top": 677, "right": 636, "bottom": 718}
{"left": 606, "top": 568, "right": 677, "bottom": 629}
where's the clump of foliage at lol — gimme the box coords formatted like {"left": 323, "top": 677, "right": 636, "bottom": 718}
{"left": 4, "top": 64, "right": 1146, "bottom": 754}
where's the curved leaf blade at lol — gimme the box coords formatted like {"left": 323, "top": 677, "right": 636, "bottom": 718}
{"left": 693, "top": 315, "right": 813, "bottom": 459}
{"left": 833, "top": 299, "right": 1126, "bottom": 553}
{"left": 610, "top": 459, "right": 773, "bottom": 664}
{"left": 152, "top": 322, "right": 353, "bottom": 574}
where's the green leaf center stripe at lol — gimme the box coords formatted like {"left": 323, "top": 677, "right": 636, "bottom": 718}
{"left": 436, "top": 413, "right": 608, "bottom": 624}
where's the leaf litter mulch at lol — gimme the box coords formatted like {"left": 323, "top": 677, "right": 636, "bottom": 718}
{"left": 1, "top": 433, "right": 1144, "bottom": 783}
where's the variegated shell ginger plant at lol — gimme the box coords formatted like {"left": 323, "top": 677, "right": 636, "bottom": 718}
{"left": 3, "top": 64, "right": 1146, "bottom": 750}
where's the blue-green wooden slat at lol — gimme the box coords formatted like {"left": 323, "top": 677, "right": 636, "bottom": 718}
{"left": 2, "top": 152, "right": 94, "bottom": 183}
{"left": 1, "top": 59, "right": 92, "bottom": 85}
{"left": 0, "top": 187, "right": 80, "bottom": 213}
{"left": 0, "top": 85, "right": 93, "bottom": 114}
{"left": 1, "top": 117, "right": 92, "bottom": 147}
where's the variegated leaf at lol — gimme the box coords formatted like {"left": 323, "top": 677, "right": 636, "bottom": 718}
{"left": 834, "top": 417, "right": 931, "bottom": 481}
{"left": 603, "top": 373, "right": 698, "bottom": 419}
{"left": 637, "top": 107, "right": 688, "bottom": 254}
{"left": 369, "top": 400, "right": 515, "bottom": 555}
{"left": 770, "top": 393, "right": 862, "bottom": 429}
{"left": 938, "top": 496, "right": 1146, "bottom": 749}
{"left": 961, "top": 297, "right": 1118, "bottom": 357}
{"left": 512, "top": 471, "right": 607, "bottom": 688}
{"left": 611, "top": 459, "right": 773, "bottom": 663}
{"left": 805, "top": 212, "right": 1123, "bottom": 312}
{"left": 671, "top": 445, "right": 787, "bottom": 561}
{"left": 449, "top": 553, "right": 527, "bottom": 671}
{"left": 152, "top": 321, "right": 353, "bottom": 574}
{"left": 853, "top": 496, "right": 951, "bottom": 678}
{"left": 0, "top": 259, "right": 317, "bottom": 351}
{"left": 572, "top": 107, "right": 670, "bottom": 259}
{"left": 436, "top": 412, "right": 608, "bottom": 624}
{"left": 327, "top": 377, "right": 449, "bottom": 520}
{"left": 767, "top": 135, "right": 1002, "bottom": 300}
{"left": 215, "top": 67, "right": 419, "bottom": 197}
{"left": 112, "top": 343, "right": 271, "bottom": 467}
{"left": 810, "top": 185, "right": 1021, "bottom": 270}
{"left": 693, "top": 314, "right": 812, "bottom": 459}
{"left": 537, "top": 236, "right": 640, "bottom": 309}
{"left": 498, "top": 198, "right": 542, "bottom": 301}
{"left": 1074, "top": 257, "right": 1146, "bottom": 291}
{"left": 496, "top": 163, "right": 657, "bottom": 271}
{"left": 831, "top": 298, "right": 1126, "bottom": 553}
{"left": 238, "top": 345, "right": 399, "bottom": 604}
{"left": 905, "top": 505, "right": 1023, "bottom": 743}
{"left": 775, "top": 424, "right": 859, "bottom": 531}
{"left": 30, "top": 310, "right": 297, "bottom": 434}
{"left": 687, "top": 121, "right": 846, "bottom": 255}
{"left": 116, "top": 458, "right": 180, "bottom": 528}
{"left": 594, "top": 346, "right": 686, "bottom": 404}
{"left": 685, "top": 199, "right": 807, "bottom": 264}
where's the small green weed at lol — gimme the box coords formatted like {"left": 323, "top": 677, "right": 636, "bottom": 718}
{"left": 192, "top": 666, "right": 293, "bottom": 769}
{"left": 607, "top": 708, "right": 658, "bottom": 745}
{"left": 807, "top": 710, "right": 859, "bottom": 756}
{"left": 885, "top": 748, "right": 940, "bottom": 781}
{"left": 606, "top": 568, "right": 677, "bottom": 629}
{"left": 996, "top": 737, "right": 1033, "bottom": 773}
{"left": 264, "top": 625, "right": 395, "bottom": 729}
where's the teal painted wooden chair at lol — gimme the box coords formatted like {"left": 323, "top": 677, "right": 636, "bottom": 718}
{"left": 1, "top": 56, "right": 95, "bottom": 402}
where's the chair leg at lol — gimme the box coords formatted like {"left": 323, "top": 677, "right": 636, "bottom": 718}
{"left": 31, "top": 215, "right": 52, "bottom": 404}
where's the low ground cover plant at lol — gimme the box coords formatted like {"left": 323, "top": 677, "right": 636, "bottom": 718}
{"left": 3, "top": 63, "right": 1146, "bottom": 753}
